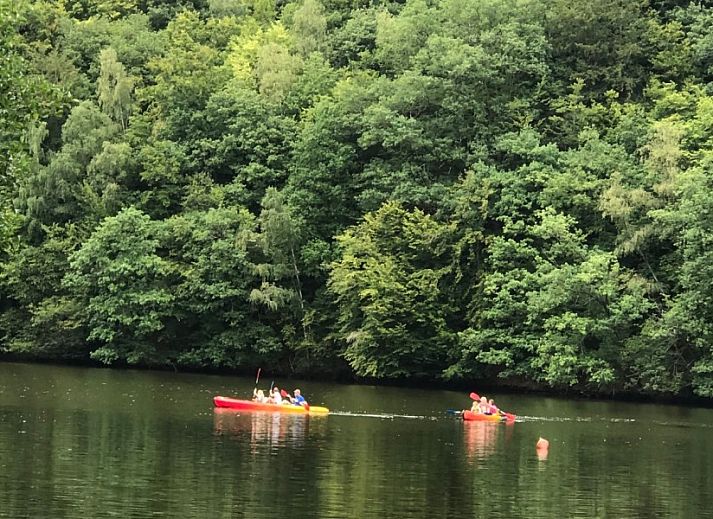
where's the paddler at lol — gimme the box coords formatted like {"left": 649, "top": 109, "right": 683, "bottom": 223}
{"left": 252, "top": 388, "right": 267, "bottom": 403}
{"left": 488, "top": 398, "right": 499, "bottom": 415}
{"left": 292, "top": 389, "right": 307, "bottom": 407}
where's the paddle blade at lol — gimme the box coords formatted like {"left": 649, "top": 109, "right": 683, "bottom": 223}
{"left": 303, "top": 403, "right": 310, "bottom": 411}
{"left": 469, "top": 392, "right": 480, "bottom": 401}
{"left": 280, "top": 389, "right": 289, "bottom": 398}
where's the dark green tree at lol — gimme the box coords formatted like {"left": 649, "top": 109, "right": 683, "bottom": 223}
{"left": 63, "top": 207, "right": 175, "bottom": 365}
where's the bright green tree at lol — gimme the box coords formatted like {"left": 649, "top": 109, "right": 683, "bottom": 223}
{"left": 97, "top": 47, "right": 134, "bottom": 130}
{"left": 329, "top": 201, "right": 455, "bottom": 378}
{"left": 291, "top": 0, "right": 327, "bottom": 56}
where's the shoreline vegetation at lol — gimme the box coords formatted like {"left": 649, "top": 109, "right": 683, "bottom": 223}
{"left": 3, "top": 0, "right": 713, "bottom": 401}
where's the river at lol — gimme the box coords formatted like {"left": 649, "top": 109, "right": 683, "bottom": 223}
{"left": 1, "top": 362, "right": 712, "bottom": 518}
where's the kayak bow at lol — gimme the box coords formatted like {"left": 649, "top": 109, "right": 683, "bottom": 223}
{"left": 213, "top": 396, "right": 329, "bottom": 415}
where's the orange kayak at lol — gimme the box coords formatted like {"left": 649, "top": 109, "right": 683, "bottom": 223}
{"left": 462, "top": 410, "right": 515, "bottom": 422}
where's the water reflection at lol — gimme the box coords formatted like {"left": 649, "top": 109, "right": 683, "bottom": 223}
{"left": 4, "top": 362, "right": 713, "bottom": 519}
{"left": 213, "top": 408, "right": 317, "bottom": 449}
{"left": 463, "top": 422, "right": 499, "bottom": 461}
{"left": 462, "top": 421, "right": 518, "bottom": 466}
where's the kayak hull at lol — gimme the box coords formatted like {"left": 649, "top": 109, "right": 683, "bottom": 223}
{"left": 462, "top": 410, "right": 515, "bottom": 422}
{"left": 213, "top": 396, "right": 329, "bottom": 415}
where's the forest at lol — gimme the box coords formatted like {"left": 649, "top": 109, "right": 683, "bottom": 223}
{"left": 2, "top": 0, "right": 713, "bottom": 398}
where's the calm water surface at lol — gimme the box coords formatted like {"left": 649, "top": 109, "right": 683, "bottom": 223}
{"left": 1, "top": 362, "right": 712, "bottom": 518}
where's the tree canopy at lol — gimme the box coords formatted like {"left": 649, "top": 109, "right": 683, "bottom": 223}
{"left": 4, "top": 0, "right": 713, "bottom": 398}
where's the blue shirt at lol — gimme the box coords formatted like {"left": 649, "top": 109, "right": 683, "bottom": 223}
{"left": 293, "top": 394, "right": 306, "bottom": 405}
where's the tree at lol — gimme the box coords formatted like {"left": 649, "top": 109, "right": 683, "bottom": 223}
{"left": 599, "top": 118, "right": 685, "bottom": 294}
{"left": 158, "top": 207, "right": 286, "bottom": 369}
{"left": 0, "top": 0, "right": 61, "bottom": 195}
{"left": 255, "top": 42, "right": 302, "bottom": 101}
{"left": 544, "top": 0, "right": 652, "bottom": 99}
{"left": 143, "top": 10, "right": 232, "bottom": 142}
{"left": 291, "top": 0, "right": 327, "bottom": 57}
{"left": 97, "top": 47, "right": 134, "bottom": 130}
{"left": 14, "top": 101, "right": 120, "bottom": 237}
{"left": 0, "top": 224, "right": 88, "bottom": 360}
{"left": 450, "top": 207, "right": 651, "bottom": 391}
{"left": 63, "top": 207, "right": 175, "bottom": 365}
{"left": 329, "top": 202, "right": 455, "bottom": 378}
{"left": 249, "top": 188, "right": 310, "bottom": 354}
{"left": 60, "top": 12, "right": 165, "bottom": 84}
{"left": 325, "top": 8, "right": 377, "bottom": 69}
{"left": 196, "top": 82, "right": 297, "bottom": 206}
{"left": 374, "top": 0, "right": 434, "bottom": 75}
{"left": 667, "top": 165, "right": 713, "bottom": 397}
{"left": 60, "top": 0, "right": 139, "bottom": 20}
{"left": 135, "top": 139, "right": 187, "bottom": 218}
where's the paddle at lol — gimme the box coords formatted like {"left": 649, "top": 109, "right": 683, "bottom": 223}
{"left": 251, "top": 368, "right": 262, "bottom": 400}
{"left": 254, "top": 368, "right": 261, "bottom": 393}
{"left": 469, "top": 392, "right": 515, "bottom": 422}
{"left": 281, "top": 389, "right": 310, "bottom": 411}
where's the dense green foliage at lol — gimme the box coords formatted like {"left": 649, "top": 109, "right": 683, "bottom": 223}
{"left": 3, "top": 0, "right": 713, "bottom": 397}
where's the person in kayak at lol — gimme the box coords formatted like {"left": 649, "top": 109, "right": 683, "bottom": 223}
{"left": 271, "top": 387, "right": 283, "bottom": 404}
{"left": 468, "top": 396, "right": 498, "bottom": 415}
{"left": 480, "top": 396, "right": 492, "bottom": 415}
{"left": 488, "top": 399, "right": 499, "bottom": 415}
{"left": 292, "top": 389, "right": 307, "bottom": 407}
{"left": 252, "top": 388, "right": 267, "bottom": 403}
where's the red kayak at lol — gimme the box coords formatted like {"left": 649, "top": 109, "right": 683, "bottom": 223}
{"left": 213, "top": 396, "right": 329, "bottom": 415}
{"left": 462, "top": 410, "right": 515, "bottom": 423}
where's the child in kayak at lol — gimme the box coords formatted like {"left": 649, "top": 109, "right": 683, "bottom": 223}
{"left": 468, "top": 395, "right": 495, "bottom": 414}
{"left": 252, "top": 388, "right": 267, "bottom": 403}
{"left": 468, "top": 396, "right": 487, "bottom": 413}
{"left": 488, "top": 399, "right": 499, "bottom": 415}
{"left": 480, "top": 396, "right": 491, "bottom": 414}
{"left": 292, "top": 389, "right": 307, "bottom": 407}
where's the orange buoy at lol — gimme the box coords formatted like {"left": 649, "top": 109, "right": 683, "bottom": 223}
{"left": 536, "top": 437, "right": 549, "bottom": 460}
{"left": 536, "top": 437, "right": 549, "bottom": 450}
